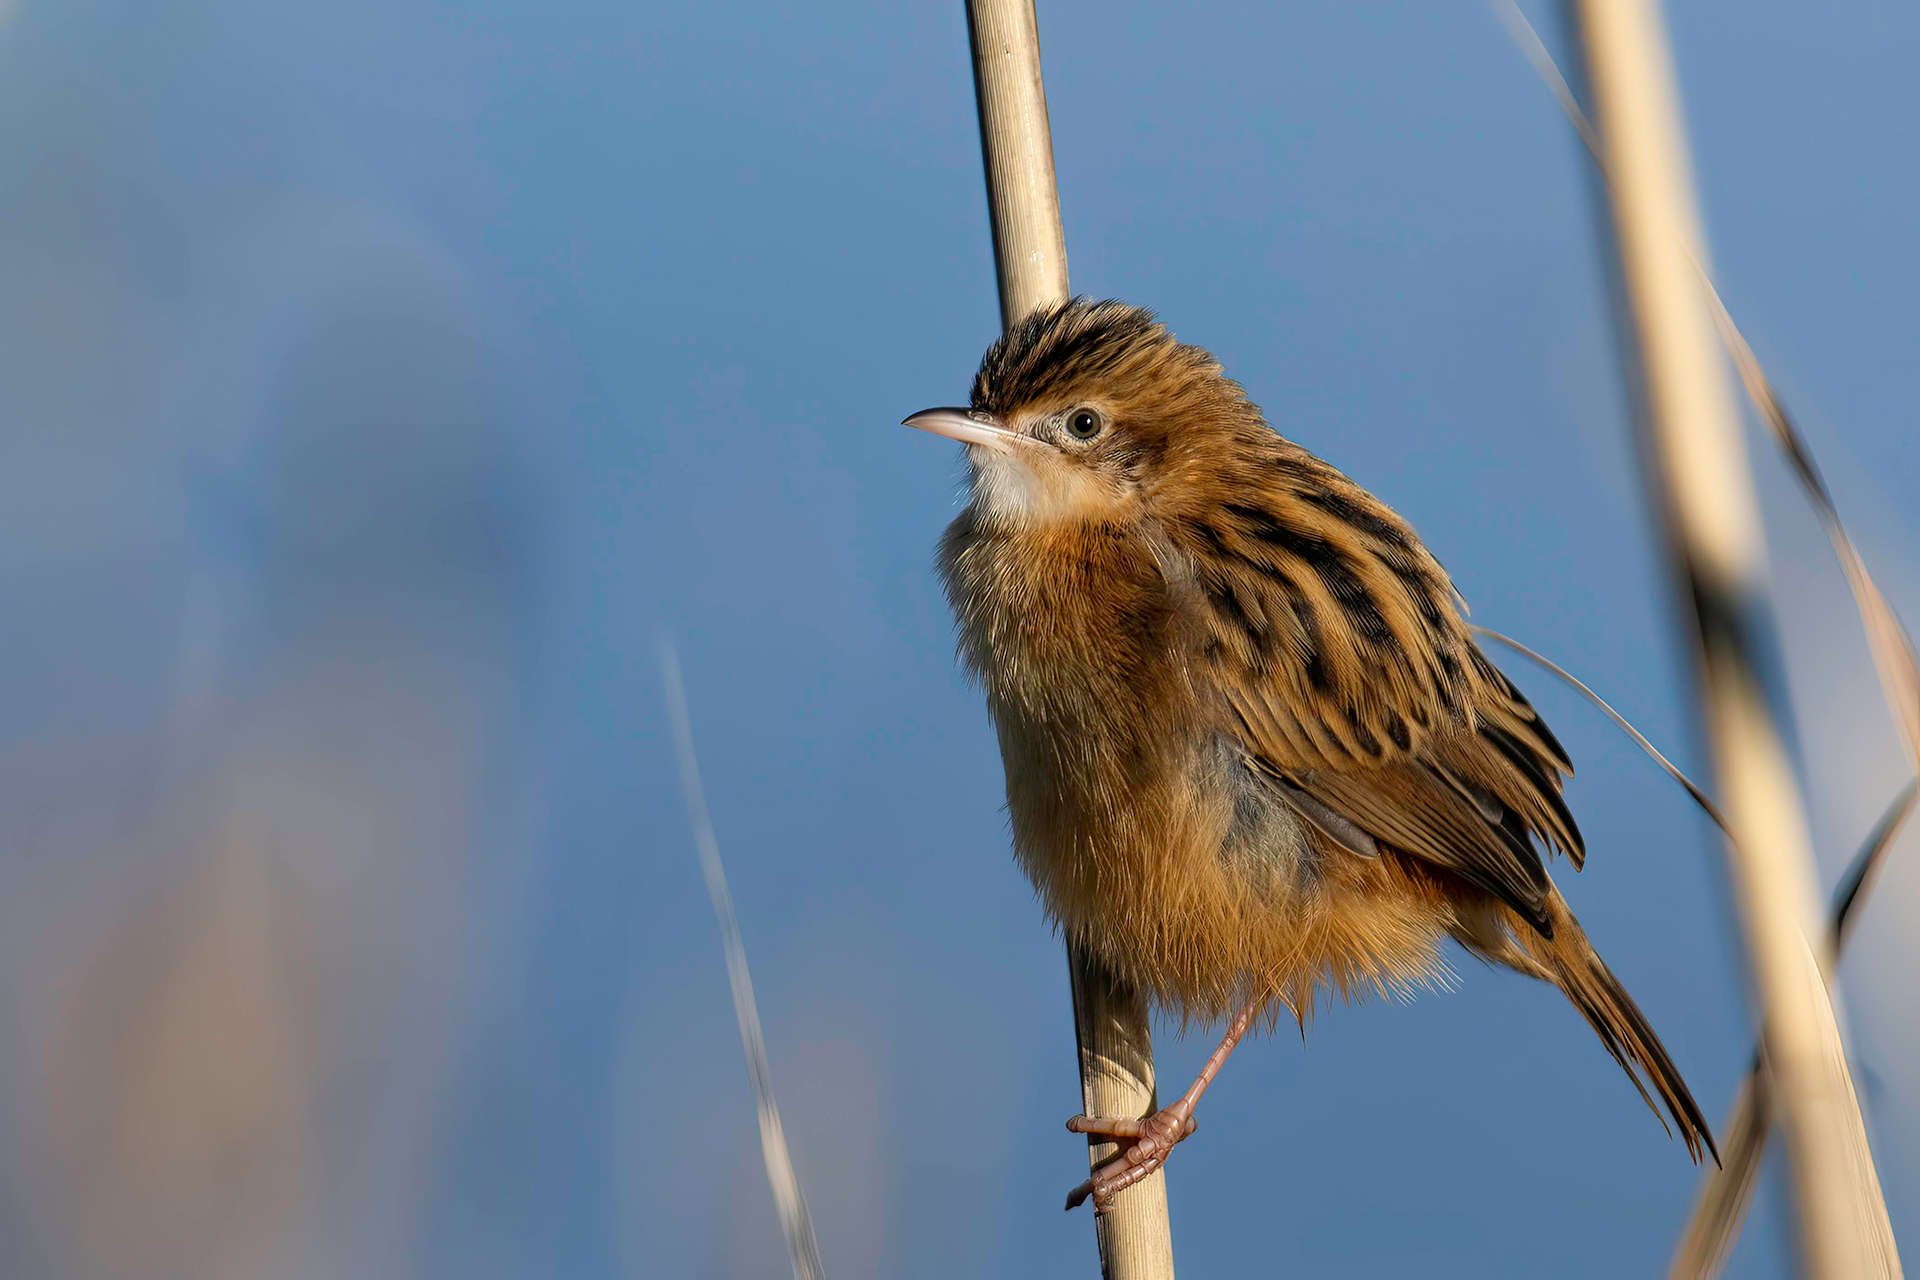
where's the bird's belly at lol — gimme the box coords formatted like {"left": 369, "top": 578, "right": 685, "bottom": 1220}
{"left": 1003, "top": 731, "right": 1456, "bottom": 1021}
{"left": 1004, "top": 732, "right": 1326, "bottom": 1010}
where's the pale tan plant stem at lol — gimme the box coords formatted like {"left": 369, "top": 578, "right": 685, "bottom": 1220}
{"left": 964, "top": 2, "right": 1176, "bottom": 1275}
{"left": 1566, "top": 2, "right": 1898, "bottom": 1274}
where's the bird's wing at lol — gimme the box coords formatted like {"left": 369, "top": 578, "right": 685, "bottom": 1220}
{"left": 1161, "top": 443, "right": 1581, "bottom": 934}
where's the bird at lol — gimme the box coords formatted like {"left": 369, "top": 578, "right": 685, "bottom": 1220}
{"left": 904, "top": 298, "right": 1717, "bottom": 1213}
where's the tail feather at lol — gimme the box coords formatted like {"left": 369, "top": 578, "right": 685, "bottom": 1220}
{"left": 1517, "top": 892, "right": 1719, "bottom": 1165}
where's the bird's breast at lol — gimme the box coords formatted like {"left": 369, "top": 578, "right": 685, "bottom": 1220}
{"left": 938, "top": 510, "right": 1193, "bottom": 767}
{"left": 939, "top": 509, "right": 1235, "bottom": 869}
{"left": 937, "top": 506, "right": 1348, "bottom": 1015}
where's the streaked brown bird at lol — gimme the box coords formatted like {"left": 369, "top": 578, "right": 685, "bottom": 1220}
{"left": 906, "top": 299, "right": 1716, "bottom": 1213}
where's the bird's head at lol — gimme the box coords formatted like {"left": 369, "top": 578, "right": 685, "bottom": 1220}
{"left": 905, "top": 299, "right": 1261, "bottom": 528}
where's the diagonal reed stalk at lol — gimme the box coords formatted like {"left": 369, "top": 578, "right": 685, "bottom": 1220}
{"left": 661, "top": 639, "right": 826, "bottom": 1280}
{"left": 1495, "top": 0, "right": 1920, "bottom": 786}
{"left": 1496, "top": 7, "right": 1916, "bottom": 1273}
{"left": 1670, "top": 781, "right": 1918, "bottom": 1278}
{"left": 1546, "top": 0, "right": 1903, "bottom": 1273}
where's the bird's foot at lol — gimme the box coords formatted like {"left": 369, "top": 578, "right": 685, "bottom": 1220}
{"left": 1062, "top": 1107, "right": 1199, "bottom": 1213}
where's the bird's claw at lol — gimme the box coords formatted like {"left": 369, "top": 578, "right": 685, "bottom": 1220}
{"left": 1062, "top": 1108, "right": 1198, "bottom": 1213}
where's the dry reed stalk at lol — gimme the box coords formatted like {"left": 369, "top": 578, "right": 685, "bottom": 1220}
{"left": 963, "top": 2, "right": 1176, "bottom": 1274}
{"left": 1497, "top": 5, "right": 1912, "bottom": 1270}
{"left": 1566, "top": 1, "right": 1897, "bottom": 1274}
{"left": 1671, "top": 783, "right": 1917, "bottom": 1278}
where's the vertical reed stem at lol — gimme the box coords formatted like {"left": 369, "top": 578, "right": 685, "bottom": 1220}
{"left": 1566, "top": 3, "right": 1897, "bottom": 1275}
{"left": 963, "top": 2, "right": 1176, "bottom": 1274}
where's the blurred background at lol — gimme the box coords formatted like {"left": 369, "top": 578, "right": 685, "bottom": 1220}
{"left": 1, "top": 0, "right": 1914, "bottom": 1275}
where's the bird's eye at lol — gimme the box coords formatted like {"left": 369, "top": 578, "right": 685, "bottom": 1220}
{"left": 1066, "top": 409, "right": 1103, "bottom": 440}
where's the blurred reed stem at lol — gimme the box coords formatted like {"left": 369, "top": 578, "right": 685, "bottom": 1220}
{"left": 1564, "top": 2, "right": 1898, "bottom": 1274}
{"left": 661, "top": 640, "right": 825, "bottom": 1280}
{"left": 1498, "top": 5, "right": 1914, "bottom": 1271}
{"left": 963, "top": 2, "right": 1176, "bottom": 1274}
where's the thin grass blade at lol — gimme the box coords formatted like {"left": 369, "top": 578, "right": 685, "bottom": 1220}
{"left": 1472, "top": 624, "right": 1729, "bottom": 833}
{"left": 661, "top": 638, "right": 826, "bottom": 1280}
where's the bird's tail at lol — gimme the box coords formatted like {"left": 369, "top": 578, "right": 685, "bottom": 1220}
{"left": 1514, "top": 891, "right": 1719, "bottom": 1165}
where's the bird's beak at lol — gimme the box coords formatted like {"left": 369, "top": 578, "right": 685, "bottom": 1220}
{"left": 902, "top": 406, "right": 1027, "bottom": 454}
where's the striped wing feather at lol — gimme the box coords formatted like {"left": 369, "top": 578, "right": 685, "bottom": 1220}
{"left": 1167, "top": 440, "right": 1583, "bottom": 936}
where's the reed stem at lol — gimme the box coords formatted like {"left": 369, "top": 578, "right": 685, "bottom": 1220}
{"left": 963, "top": 3, "right": 1176, "bottom": 1274}
{"left": 1565, "top": 3, "right": 1897, "bottom": 1274}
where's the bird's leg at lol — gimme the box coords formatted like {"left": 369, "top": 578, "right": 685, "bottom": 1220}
{"left": 1063, "top": 995, "right": 1265, "bottom": 1213}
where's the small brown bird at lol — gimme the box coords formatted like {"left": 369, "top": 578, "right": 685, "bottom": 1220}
{"left": 906, "top": 299, "right": 1715, "bottom": 1213}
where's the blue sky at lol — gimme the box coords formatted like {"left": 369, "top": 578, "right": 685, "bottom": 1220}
{"left": 2, "top": 1, "right": 1916, "bottom": 1276}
